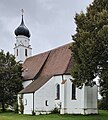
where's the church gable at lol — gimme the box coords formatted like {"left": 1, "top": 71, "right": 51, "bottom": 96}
{"left": 20, "top": 43, "right": 73, "bottom": 93}
{"left": 22, "top": 43, "right": 72, "bottom": 81}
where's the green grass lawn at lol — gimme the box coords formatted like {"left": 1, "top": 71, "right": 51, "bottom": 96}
{"left": 0, "top": 110, "right": 108, "bottom": 120}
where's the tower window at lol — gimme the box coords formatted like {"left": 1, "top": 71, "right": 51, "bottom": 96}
{"left": 55, "top": 84, "right": 60, "bottom": 100}
{"left": 17, "top": 49, "right": 18, "bottom": 56}
{"left": 25, "top": 49, "right": 27, "bottom": 56}
{"left": 72, "top": 84, "right": 76, "bottom": 100}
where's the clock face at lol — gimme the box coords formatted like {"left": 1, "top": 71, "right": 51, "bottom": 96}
{"left": 19, "top": 41, "right": 23, "bottom": 45}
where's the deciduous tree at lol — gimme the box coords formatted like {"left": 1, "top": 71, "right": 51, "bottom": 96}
{"left": 0, "top": 50, "right": 23, "bottom": 111}
{"left": 70, "top": 0, "right": 108, "bottom": 109}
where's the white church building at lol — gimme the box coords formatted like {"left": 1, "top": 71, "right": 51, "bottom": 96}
{"left": 14, "top": 12, "right": 98, "bottom": 115}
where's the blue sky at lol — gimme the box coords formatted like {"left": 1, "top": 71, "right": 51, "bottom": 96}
{"left": 0, "top": 0, "right": 93, "bottom": 55}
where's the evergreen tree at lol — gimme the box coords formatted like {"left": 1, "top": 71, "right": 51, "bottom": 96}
{"left": 70, "top": 0, "right": 108, "bottom": 109}
{"left": 0, "top": 50, "right": 23, "bottom": 111}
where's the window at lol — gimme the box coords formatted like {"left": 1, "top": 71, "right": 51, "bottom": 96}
{"left": 56, "top": 84, "right": 60, "bottom": 100}
{"left": 72, "top": 84, "right": 76, "bottom": 100}
{"left": 25, "top": 49, "right": 27, "bottom": 56}
{"left": 25, "top": 99, "right": 27, "bottom": 105}
{"left": 17, "top": 49, "right": 18, "bottom": 56}
{"left": 45, "top": 100, "right": 48, "bottom": 106}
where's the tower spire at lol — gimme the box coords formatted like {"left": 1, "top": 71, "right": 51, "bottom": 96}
{"left": 21, "top": 9, "right": 24, "bottom": 16}
{"left": 14, "top": 10, "right": 32, "bottom": 62}
{"left": 21, "top": 9, "right": 24, "bottom": 25}
{"left": 14, "top": 9, "right": 30, "bottom": 38}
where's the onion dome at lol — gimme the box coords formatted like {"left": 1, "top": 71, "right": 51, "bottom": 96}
{"left": 15, "top": 13, "right": 30, "bottom": 38}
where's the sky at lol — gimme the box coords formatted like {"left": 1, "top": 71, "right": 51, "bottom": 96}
{"left": 0, "top": 0, "right": 93, "bottom": 55}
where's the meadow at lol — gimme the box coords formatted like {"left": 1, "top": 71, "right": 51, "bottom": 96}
{"left": 0, "top": 110, "right": 108, "bottom": 120}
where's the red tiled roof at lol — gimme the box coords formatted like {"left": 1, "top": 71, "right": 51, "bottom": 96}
{"left": 22, "top": 51, "right": 50, "bottom": 80}
{"left": 19, "top": 75, "right": 52, "bottom": 93}
{"left": 40, "top": 43, "right": 72, "bottom": 76}
{"left": 20, "top": 43, "right": 72, "bottom": 93}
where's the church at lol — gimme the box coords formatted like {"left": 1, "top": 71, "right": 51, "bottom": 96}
{"left": 14, "top": 12, "right": 98, "bottom": 115}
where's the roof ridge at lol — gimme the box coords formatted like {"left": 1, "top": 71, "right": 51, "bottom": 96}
{"left": 24, "top": 42, "right": 71, "bottom": 62}
{"left": 24, "top": 51, "right": 50, "bottom": 63}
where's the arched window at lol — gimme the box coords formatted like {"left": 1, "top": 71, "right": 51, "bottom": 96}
{"left": 45, "top": 100, "right": 48, "bottom": 106}
{"left": 17, "top": 49, "right": 18, "bottom": 56}
{"left": 72, "top": 84, "right": 76, "bottom": 100}
{"left": 25, "top": 49, "right": 27, "bottom": 56}
{"left": 56, "top": 84, "right": 60, "bottom": 100}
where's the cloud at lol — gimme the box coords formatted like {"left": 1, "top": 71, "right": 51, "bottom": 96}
{"left": 0, "top": 0, "right": 93, "bottom": 55}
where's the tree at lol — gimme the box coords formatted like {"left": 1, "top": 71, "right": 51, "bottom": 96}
{"left": 70, "top": 0, "right": 108, "bottom": 108}
{"left": 0, "top": 50, "right": 23, "bottom": 111}
{"left": 19, "top": 94, "right": 24, "bottom": 114}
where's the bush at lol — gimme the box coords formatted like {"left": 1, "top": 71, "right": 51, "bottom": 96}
{"left": 32, "top": 110, "right": 35, "bottom": 115}
{"left": 51, "top": 107, "right": 60, "bottom": 114}
{"left": 14, "top": 102, "right": 19, "bottom": 113}
{"left": 98, "top": 99, "right": 108, "bottom": 110}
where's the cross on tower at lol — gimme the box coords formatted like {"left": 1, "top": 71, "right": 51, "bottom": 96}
{"left": 21, "top": 9, "right": 24, "bottom": 16}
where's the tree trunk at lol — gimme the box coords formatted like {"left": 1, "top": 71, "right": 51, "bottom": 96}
{"left": 1, "top": 99, "right": 6, "bottom": 112}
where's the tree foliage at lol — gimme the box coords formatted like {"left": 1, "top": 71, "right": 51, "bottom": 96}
{"left": 19, "top": 94, "right": 24, "bottom": 114}
{"left": 70, "top": 0, "right": 108, "bottom": 108}
{"left": 0, "top": 50, "right": 23, "bottom": 111}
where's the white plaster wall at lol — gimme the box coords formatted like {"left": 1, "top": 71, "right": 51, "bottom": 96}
{"left": 33, "top": 75, "right": 64, "bottom": 115}
{"left": 22, "top": 80, "right": 33, "bottom": 88}
{"left": 21, "top": 75, "right": 98, "bottom": 115}
{"left": 83, "top": 85, "right": 98, "bottom": 114}
{"left": 14, "top": 45, "right": 32, "bottom": 62}
{"left": 60, "top": 75, "right": 84, "bottom": 114}
{"left": 14, "top": 35, "right": 32, "bottom": 62}
{"left": 34, "top": 77, "right": 55, "bottom": 114}
{"left": 23, "top": 93, "right": 33, "bottom": 114}
{"left": 60, "top": 75, "right": 98, "bottom": 114}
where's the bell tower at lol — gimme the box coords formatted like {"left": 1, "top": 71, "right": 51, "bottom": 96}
{"left": 14, "top": 9, "right": 32, "bottom": 63}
